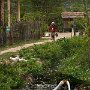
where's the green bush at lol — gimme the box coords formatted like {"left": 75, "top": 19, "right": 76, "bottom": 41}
{"left": 0, "top": 59, "right": 43, "bottom": 89}
{"left": 19, "top": 36, "right": 90, "bottom": 85}
{"left": 0, "top": 36, "right": 90, "bottom": 89}
{"left": 57, "top": 36, "right": 90, "bottom": 84}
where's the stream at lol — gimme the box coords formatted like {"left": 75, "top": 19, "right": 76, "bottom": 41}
{"left": 20, "top": 84, "right": 90, "bottom": 90}
{"left": 22, "top": 84, "right": 66, "bottom": 90}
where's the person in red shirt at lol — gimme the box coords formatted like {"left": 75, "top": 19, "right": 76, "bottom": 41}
{"left": 48, "top": 22, "right": 57, "bottom": 40}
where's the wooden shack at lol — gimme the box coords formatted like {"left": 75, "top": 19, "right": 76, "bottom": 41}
{"left": 61, "top": 12, "right": 85, "bottom": 32}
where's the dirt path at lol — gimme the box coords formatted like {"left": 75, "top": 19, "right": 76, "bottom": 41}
{"left": 0, "top": 40, "right": 52, "bottom": 55}
{"left": 0, "top": 32, "right": 79, "bottom": 55}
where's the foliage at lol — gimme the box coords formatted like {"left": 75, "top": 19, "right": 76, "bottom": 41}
{"left": 22, "top": 11, "right": 42, "bottom": 21}
{"left": 57, "top": 36, "right": 90, "bottom": 85}
{"left": 74, "top": 18, "right": 87, "bottom": 31}
{"left": 0, "top": 58, "right": 43, "bottom": 89}
{"left": 1, "top": 0, "right": 90, "bottom": 88}
{"left": 0, "top": 36, "right": 90, "bottom": 89}
{"left": 19, "top": 36, "right": 90, "bottom": 85}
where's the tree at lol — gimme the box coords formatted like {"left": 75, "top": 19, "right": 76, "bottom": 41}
{"left": 7, "top": 0, "right": 10, "bottom": 27}
{"left": 17, "top": 0, "right": 20, "bottom": 21}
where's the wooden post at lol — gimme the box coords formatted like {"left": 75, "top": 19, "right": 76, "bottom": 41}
{"left": 7, "top": 0, "right": 10, "bottom": 27}
{"left": 17, "top": 0, "right": 20, "bottom": 21}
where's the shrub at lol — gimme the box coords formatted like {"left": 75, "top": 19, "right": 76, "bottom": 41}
{"left": 19, "top": 36, "right": 90, "bottom": 85}
{"left": 0, "top": 58, "right": 43, "bottom": 89}
{"left": 0, "top": 36, "right": 89, "bottom": 89}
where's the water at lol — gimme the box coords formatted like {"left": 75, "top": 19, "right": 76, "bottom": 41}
{"left": 22, "top": 84, "right": 59, "bottom": 90}
{"left": 22, "top": 84, "right": 70, "bottom": 90}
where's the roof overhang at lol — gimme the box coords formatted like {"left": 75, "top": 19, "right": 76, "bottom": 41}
{"left": 61, "top": 12, "right": 85, "bottom": 19}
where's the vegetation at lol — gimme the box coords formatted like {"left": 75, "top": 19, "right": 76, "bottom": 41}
{"left": 0, "top": 36, "right": 90, "bottom": 89}
{"left": 1, "top": 0, "right": 90, "bottom": 45}
{"left": 1, "top": 0, "right": 90, "bottom": 89}
{"left": 19, "top": 36, "right": 90, "bottom": 85}
{"left": 0, "top": 53, "right": 43, "bottom": 90}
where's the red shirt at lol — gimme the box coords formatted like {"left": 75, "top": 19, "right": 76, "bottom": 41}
{"left": 48, "top": 24, "right": 57, "bottom": 32}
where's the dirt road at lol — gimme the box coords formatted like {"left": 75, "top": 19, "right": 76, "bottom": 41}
{"left": 0, "top": 32, "right": 79, "bottom": 55}
{"left": 0, "top": 40, "right": 52, "bottom": 55}
{"left": 43, "top": 32, "right": 79, "bottom": 40}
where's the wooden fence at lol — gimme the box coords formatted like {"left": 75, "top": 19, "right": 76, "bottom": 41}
{"left": 0, "top": 20, "right": 41, "bottom": 46}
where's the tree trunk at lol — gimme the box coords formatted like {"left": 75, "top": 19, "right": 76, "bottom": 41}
{"left": 0, "top": 0, "right": 2, "bottom": 45}
{"left": 83, "top": 0, "right": 90, "bottom": 67}
{"left": 1, "top": 0, "right": 4, "bottom": 22}
{"left": 83, "top": 0, "right": 90, "bottom": 36}
{"left": 0, "top": 0, "right": 1, "bottom": 22}
{"left": 7, "top": 0, "right": 13, "bottom": 45}
{"left": 7, "top": 0, "right": 10, "bottom": 27}
{"left": 17, "top": 0, "right": 20, "bottom": 21}
{"left": 84, "top": 2, "right": 90, "bottom": 24}
{"left": 1, "top": 0, "right": 7, "bottom": 46}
